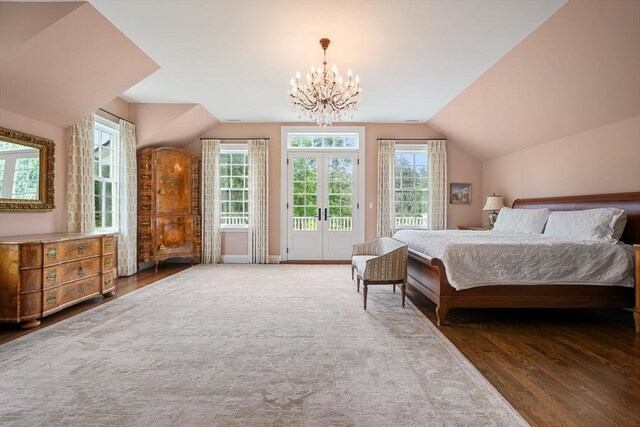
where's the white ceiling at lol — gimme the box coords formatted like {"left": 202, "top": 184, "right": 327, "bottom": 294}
{"left": 87, "top": 0, "right": 566, "bottom": 123}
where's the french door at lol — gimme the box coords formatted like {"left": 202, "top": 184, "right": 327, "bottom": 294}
{"left": 287, "top": 152, "right": 359, "bottom": 260}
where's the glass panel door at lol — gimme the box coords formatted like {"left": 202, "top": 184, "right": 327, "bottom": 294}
{"left": 322, "top": 154, "right": 357, "bottom": 260}
{"left": 287, "top": 153, "right": 323, "bottom": 260}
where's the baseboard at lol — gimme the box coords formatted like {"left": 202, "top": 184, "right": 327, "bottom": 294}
{"left": 268, "top": 255, "right": 281, "bottom": 264}
{"left": 222, "top": 255, "right": 249, "bottom": 264}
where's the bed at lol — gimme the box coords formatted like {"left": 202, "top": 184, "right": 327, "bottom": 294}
{"left": 395, "top": 192, "right": 640, "bottom": 333}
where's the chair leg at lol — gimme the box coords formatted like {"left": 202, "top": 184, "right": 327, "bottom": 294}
{"left": 401, "top": 283, "right": 406, "bottom": 308}
{"left": 351, "top": 265, "right": 354, "bottom": 280}
{"left": 363, "top": 284, "right": 368, "bottom": 310}
{"left": 357, "top": 277, "right": 360, "bottom": 293}
{"left": 393, "top": 284, "right": 396, "bottom": 293}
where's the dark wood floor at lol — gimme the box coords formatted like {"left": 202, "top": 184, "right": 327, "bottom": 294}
{"left": 1, "top": 265, "right": 639, "bottom": 426}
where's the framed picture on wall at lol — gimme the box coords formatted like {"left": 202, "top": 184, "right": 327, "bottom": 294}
{"left": 450, "top": 183, "right": 471, "bottom": 205}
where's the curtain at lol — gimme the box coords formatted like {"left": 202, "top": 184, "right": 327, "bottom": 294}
{"left": 66, "top": 114, "right": 95, "bottom": 233}
{"left": 248, "top": 139, "right": 269, "bottom": 264}
{"left": 377, "top": 139, "right": 396, "bottom": 237}
{"left": 428, "top": 139, "right": 447, "bottom": 230}
{"left": 117, "top": 120, "right": 137, "bottom": 276}
{"left": 202, "top": 139, "right": 221, "bottom": 263}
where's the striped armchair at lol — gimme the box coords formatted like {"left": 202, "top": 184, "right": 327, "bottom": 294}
{"left": 351, "top": 237, "right": 409, "bottom": 310}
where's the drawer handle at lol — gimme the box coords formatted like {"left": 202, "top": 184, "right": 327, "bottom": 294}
{"left": 105, "top": 259, "right": 111, "bottom": 266}
{"left": 142, "top": 163, "right": 150, "bottom": 169}
{"left": 46, "top": 295, "right": 56, "bottom": 304}
{"left": 47, "top": 271, "right": 57, "bottom": 281}
{"left": 141, "top": 206, "right": 150, "bottom": 211}
{"left": 78, "top": 266, "right": 84, "bottom": 278}
{"left": 105, "top": 240, "right": 112, "bottom": 248}
{"left": 159, "top": 188, "right": 166, "bottom": 195}
{"left": 142, "top": 185, "right": 151, "bottom": 191}
{"left": 78, "top": 283, "right": 85, "bottom": 293}
{"left": 140, "top": 221, "right": 151, "bottom": 227}
{"left": 140, "top": 195, "right": 151, "bottom": 201}
{"left": 141, "top": 174, "right": 151, "bottom": 180}
{"left": 104, "top": 277, "right": 111, "bottom": 285}
{"left": 47, "top": 248, "right": 57, "bottom": 258}
{"left": 77, "top": 245, "right": 86, "bottom": 254}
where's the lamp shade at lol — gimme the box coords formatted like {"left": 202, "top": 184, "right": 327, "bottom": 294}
{"left": 482, "top": 195, "right": 505, "bottom": 211}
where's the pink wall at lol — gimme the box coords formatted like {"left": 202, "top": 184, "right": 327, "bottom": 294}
{"left": 482, "top": 115, "right": 640, "bottom": 225}
{"left": 185, "top": 122, "right": 484, "bottom": 257}
{"left": 0, "top": 109, "right": 67, "bottom": 237}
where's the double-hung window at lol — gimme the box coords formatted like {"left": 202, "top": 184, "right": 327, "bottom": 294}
{"left": 395, "top": 145, "right": 428, "bottom": 229}
{"left": 93, "top": 117, "right": 119, "bottom": 231}
{"left": 220, "top": 145, "right": 249, "bottom": 229}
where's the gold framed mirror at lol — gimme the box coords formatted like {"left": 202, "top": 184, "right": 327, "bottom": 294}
{"left": 0, "top": 127, "right": 55, "bottom": 211}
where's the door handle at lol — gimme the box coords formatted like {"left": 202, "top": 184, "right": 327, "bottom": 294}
{"left": 318, "top": 208, "right": 322, "bottom": 221}
{"left": 324, "top": 208, "right": 328, "bottom": 221}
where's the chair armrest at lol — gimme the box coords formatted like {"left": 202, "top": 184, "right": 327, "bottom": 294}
{"left": 352, "top": 239, "right": 382, "bottom": 256}
{"left": 363, "top": 245, "right": 408, "bottom": 281}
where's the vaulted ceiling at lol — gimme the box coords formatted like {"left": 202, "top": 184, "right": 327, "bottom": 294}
{"left": 2, "top": 1, "right": 637, "bottom": 159}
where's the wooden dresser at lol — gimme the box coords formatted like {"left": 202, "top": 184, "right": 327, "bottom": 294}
{"left": 137, "top": 147, "right": 201, "bottom": 271}
{"left": 0, "top": 232, "right": 115, "bottom": 329}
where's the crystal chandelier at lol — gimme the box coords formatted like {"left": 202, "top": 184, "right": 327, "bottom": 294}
{"left": 288, "top": 38, "right": 362, "bottom": 126}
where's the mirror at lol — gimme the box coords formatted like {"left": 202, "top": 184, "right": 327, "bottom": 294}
{"left": 0, "top": 127, "right": 55, "bottom": 211}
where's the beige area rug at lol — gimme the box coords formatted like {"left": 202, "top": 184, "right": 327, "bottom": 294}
{"left": 0, "top": 265, "right": 527, "bottom": 426}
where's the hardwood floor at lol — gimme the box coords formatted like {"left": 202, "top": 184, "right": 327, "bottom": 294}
{"left": 1, "top": 266, "right": 638, "bottom": 426}
{"left": 405, "top": 285, "right": 640, "bottom": 427}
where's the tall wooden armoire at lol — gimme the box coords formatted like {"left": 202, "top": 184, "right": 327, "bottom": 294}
{"left": 137, "top": 147, "right": 201, "bottom": 270}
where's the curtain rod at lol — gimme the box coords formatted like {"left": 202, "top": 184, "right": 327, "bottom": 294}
{"left": 377, "top": 138, "right": 446, "bottom": 141}
{"left": 98, "top": 108, "right": 134, "bottom": 125}
{"left": 199, "top": 137, "right": 270, "bottom": 141}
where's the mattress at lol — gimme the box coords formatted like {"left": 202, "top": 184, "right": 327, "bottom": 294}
{"left": 393, "top": 229, "right": 635, "bottom": 290}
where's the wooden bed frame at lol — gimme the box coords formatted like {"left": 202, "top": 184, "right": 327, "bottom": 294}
{"left": 406, "top": 192, "right": 640, "bottom": 333}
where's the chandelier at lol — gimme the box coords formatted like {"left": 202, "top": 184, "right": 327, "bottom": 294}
{"left": 288, "top": 38, "right": 362, "bottom": 126}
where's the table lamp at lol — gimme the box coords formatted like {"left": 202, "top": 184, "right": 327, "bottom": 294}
{"left": 482, "top": 194, "right": 504, "bottom": 228}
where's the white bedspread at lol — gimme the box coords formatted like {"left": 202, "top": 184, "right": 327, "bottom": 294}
{"left": 393, "top": 230, "right": 635, "bottom": 290}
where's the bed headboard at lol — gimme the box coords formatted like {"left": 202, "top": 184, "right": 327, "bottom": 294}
{"left": 512, "top": 192, "right": 640, "bottom": 245}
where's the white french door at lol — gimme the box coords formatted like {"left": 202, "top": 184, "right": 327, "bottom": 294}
{"left": 287, "top": 152, "right": 359, "bottom": 260}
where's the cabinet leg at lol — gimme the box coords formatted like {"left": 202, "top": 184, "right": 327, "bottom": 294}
{"left": 103, "top": 290, "right": 115, "bottom": 298}
{"left": 155, "top": 261, "right": 159, "bottom": 272}
{"left": 21, "top": 319, "right": 41, "bottom": 329}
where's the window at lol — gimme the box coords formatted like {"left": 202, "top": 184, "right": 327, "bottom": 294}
{"left": 288, "top": 134, "right": 357, "bottom": 149}
{"left": 94, "top": 118, "right": 119, "bottom": 231}
{"left": 0, "top": 140, "right": 40, "bottom": 200}
{"left": 220, "top": 146, "right": 249, "bottom": 228}
{"left": 395, "top": 146, "right": 428, "bottom": 229}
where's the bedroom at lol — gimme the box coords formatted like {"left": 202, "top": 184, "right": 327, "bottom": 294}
{"left": 0, "top": 0, "right": 639, "bottom": 425}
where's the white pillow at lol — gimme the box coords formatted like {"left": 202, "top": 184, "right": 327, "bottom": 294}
{"left": 492, "top": 207, "right": 550, "bottom": 234}
{"left": 612, "top": 210, "right": 628, "bottom": 241}
{"left": 543, "top": 208, "right": 627, "bottom": 241}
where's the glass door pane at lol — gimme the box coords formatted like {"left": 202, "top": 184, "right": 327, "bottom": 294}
{"left": 292, "top": 157, "right": 319, "bottom": 231}
{"left": 326, "top": 156, "right": 354, "bottom": 231}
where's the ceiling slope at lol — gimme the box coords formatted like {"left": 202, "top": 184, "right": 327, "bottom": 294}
{"left": 427, "top": 0, "right": 640, "bottom": 160}
{"left": 0, "top": 2, "right": 160, "bottom": 128}
{"left": 131, "top": 103, "right": 219, "bottom": 148}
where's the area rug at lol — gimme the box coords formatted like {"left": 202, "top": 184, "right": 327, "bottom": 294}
{"left": 0, "top": 265, "right": 527, "bottom": 426}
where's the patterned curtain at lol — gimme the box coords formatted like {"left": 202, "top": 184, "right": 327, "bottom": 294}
{"left": 117, "top": 120, "right": 137, "bottom": 276}
{"left": 66, "top": 114, "right": 95, "bottom": 233}
{"left": 248, "top": 139, "right": 269, "bottom": 263}
{"left": 377, "top": 139, "right": 396, "bottom": 237}
{"left": 428, "top": 140, "right": 447, "bottom": 230}
{"left": 202, "top": 139, "right": 221, "bottom": 263}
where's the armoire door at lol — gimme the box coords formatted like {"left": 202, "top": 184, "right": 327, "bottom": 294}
{"left": 155, "top": 150, "right": 192, "bottom": 215}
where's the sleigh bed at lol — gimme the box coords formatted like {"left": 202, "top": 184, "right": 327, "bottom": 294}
{"left": 397, "top": 192, "right": 640, "bottom": 332}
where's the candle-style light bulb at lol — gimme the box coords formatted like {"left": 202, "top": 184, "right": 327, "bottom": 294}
{"left": 295, "top": 71, "right": 301, "bottom": 80}
{"left": 348, "top": 68, "right": 353, "bottom": 77}
{"left": 311, "top": 65, "right": 316, "bottom": 74}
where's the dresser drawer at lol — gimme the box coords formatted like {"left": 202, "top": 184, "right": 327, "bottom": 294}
{"left": 101, "top": 271, "right": 114, "bottom": 293}
{"left": 19, "top": 244, "right": 42, "bottom": 268}
{"left": 43, "top": 257, "right": 101, "bottom": 289}
{"left": 19, "top": 268, "right": 42, "bottom": 293}
{"left": 43, "top": 238, "right": 101, "bottom": 265}
{"left": 102, "top": 235, "right": 115, "bottom": 255}
{"left": 42, "top": 287, "right": 60, "bottom": 312}
{"left": 102, "top": 254, "right": 114, "bottom": 272}
{"left": 58, "top": 276, "right": 101, "bottom": 307}
{"left": 19, "top": 292, "right": 42, "bottom": 317}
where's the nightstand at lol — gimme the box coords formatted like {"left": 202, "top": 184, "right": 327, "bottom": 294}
{"left": 457, "top": 226, "right": 490, "bottom": 231}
